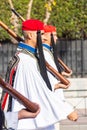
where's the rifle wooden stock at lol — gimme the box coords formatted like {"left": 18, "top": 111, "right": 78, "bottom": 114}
{"left": 46, "top": 61, "right": 70, "bottom": 85}
{"left": 0, "top": 20, "right": 24, "bottom": 42}
{"left": 0, "top": 76, "right": 39, "bottom": 112}
{"left": 58, "top": 58, "right": 72, "bottom": 73}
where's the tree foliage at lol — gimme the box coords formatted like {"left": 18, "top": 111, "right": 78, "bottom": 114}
{"left": 49, "top": 0, "right": 87, "bottom": 38}
{"left": 0, "top": 0, "right": 87, "bottom": 41}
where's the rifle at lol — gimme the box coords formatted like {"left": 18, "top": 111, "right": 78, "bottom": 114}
{"left": 0, "top": 20, "right": 70, "bottom": 85}
{"left": 0, "top": 76, "right": 39, "bottom": 112}
{"left": 0, "top": 20, "right": 24, "bottom": 43}
{"left": 11, "top": 8, "right": 72, "bottom": 74}
{"left": 58, "top": 58, "right": 72, "bottom": 73}
{"left": 45, "top": 62, "right": 69, "bottom": 85}
{"left": 11, "top": 8, "right": 25, "bottom": 22}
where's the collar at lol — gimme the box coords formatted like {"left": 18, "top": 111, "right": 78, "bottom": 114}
{"left": 18, "top": 42, "right": 37, "bottom": 54}
{"left": 42, "top": 43, "right": 52, "bottom": 51}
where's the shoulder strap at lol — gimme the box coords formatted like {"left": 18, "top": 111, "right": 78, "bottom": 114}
{"left": 1, "top": 52, "right": 20, "bottom": 111}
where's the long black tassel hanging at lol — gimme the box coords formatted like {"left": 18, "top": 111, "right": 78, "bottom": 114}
{"left": 51, "top": 33, "right": 62, "bottom": 73}
{"left": 37, "top": 31, "right": 52, "bottom": 91}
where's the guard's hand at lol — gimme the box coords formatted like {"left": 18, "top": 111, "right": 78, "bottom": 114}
{"left": 62, "top": 70, "right": 73, "bottom": 77}
{"left": 18, "top": 103, "right": 40, "bottom": 119}
{"left": 54, "top": 82, "right": 70, "bottom": 90}
{"left": 67, "top": 111, "right": 78, "bottom": 121}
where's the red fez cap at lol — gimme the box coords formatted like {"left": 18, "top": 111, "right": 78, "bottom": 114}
{"left": 44, "top": 25, "right": 56, "bottom": 33}
{"left": 22, "top": 19, "right": 44, "bottom": 31}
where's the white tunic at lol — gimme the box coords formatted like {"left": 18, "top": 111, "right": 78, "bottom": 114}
{"left": 43, "top": 46, "right": 65, "bottom": 100}
{"left": 12, "top": 50, "right": 73, "bottom": 130}
{"left": 43, "top": 46, "right": 74, "bottom": 123}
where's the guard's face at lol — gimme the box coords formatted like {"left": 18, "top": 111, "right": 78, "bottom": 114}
{"left": 52, "top": 31, "right": 58, "bottom": 43}
{"left": 42, "top": 32, "right": 51, "bottom": 45}
{"left": 29, "top": 30, "right": 45, "bottom": 47}
{"left": 40, "top": 30, "right": 45, "bottom": 42}
{"left": 31, "top": 31, "right": 37, "bottom": 45}
{"left": 42, "top": 31, "right": 58, "bottom": 45}
{"left": 33, "top": 30, "right": 44, "bottom": 47}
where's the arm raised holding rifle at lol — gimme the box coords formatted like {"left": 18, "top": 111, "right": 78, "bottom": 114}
{"left": 0, "top": 76, "right": 40, "bottom": 130}
{"left": 0, "top": 76, "right": 39, "bottom": 112}
{"left": 11, "top": 8, "right": 72, "bottom": 77}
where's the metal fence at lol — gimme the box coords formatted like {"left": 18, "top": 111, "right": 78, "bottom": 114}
{"left": 57, "top": 38, "right": 87, "bottom": 78}
{"left": 0, "top": 39, "right": 87, "bottom": 78}
{"left": 0, "top": 42, "right": 17, "bottom": 78}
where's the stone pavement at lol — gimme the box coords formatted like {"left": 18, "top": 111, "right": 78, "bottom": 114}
{"left": 55, "top": 109, "right": 87, "bottom": 130}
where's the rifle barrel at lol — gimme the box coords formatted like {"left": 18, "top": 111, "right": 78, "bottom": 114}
{"left": 0, "top": 76, "right": 39, "bottom": 112}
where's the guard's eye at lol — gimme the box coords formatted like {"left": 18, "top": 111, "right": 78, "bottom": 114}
{"left": 41, "top": 33, "right": 44, "bottom": 35}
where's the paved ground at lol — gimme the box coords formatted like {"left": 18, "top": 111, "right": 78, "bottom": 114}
{"left": 59, "top": 109, "right": 87, "bottom": 130}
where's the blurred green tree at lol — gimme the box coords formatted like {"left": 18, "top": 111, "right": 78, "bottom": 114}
{"left": 0, "top": 0, "right": 87, "bottom": 41}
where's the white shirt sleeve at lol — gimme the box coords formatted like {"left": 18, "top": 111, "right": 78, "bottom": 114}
{"left": 4, "top": 111, "right": 18, "bottom": 129}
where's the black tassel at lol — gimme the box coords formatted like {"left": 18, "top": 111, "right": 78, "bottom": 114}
{"left": 51, "top": 33, "right": 62, "bottom": 73}
{"left": 37, "top": 31, "right": 52, "bottom": 91}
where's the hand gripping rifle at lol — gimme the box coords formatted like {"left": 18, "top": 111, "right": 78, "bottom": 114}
{"left": 0, "top": 76, "right": 39, "bottom": 112}
{"left": 11, "top": 8, "right": 72, "bottom": 74}
{"left": 0, "top": 20, "right": 70, "bottom": 86}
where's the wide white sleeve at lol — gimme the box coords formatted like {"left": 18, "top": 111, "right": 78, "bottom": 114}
{"left": 44, "top": 50, "right": 60, "bottom": 91}
{"left": 47, "top": 71, "right": 60, "bottom": 91}
{"left": 4, "top": 111, "right": 18, "bottom": 129}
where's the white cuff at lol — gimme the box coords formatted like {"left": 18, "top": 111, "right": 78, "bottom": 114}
{"left": 4, "top": 111, "right": 18, "bottom": 129}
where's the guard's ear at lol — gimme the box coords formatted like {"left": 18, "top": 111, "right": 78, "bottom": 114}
{"left": 27, "top": 32, "right": 32, "bottom": 40}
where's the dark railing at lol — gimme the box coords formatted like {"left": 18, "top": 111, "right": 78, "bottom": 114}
{"left": 57, "top": 38, "right": 87, "bottom": 77}
{"left": 0, "top": 42, "right": 17, "bottom": 78}
{"left": 0, "top": 38, "right": 87, "bottom": 78}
